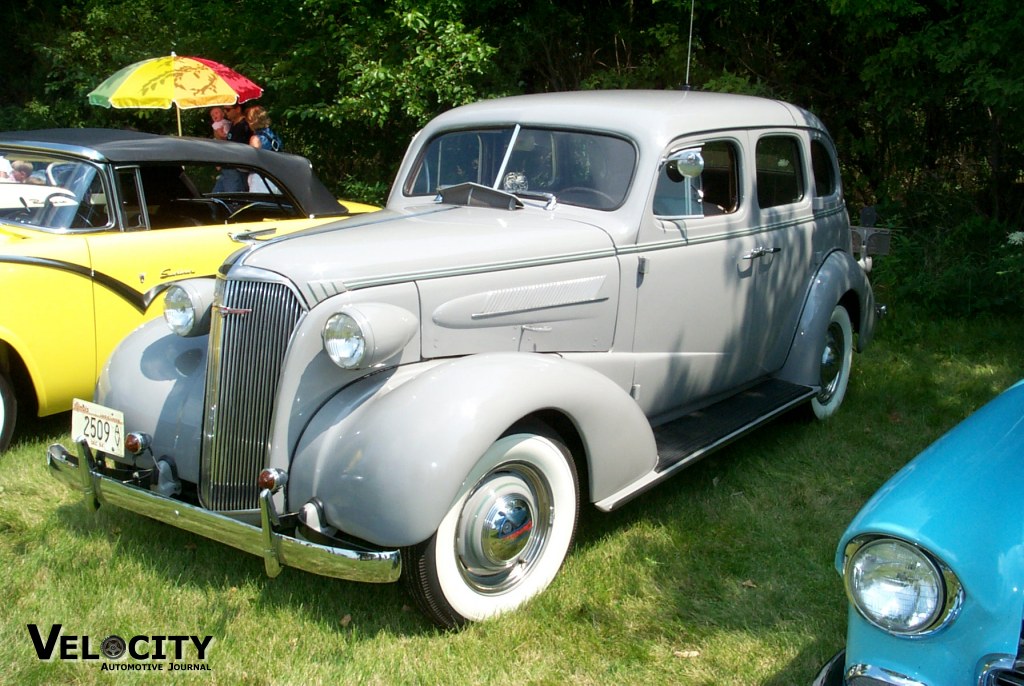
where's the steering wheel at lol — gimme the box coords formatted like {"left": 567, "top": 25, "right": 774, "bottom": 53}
{"left": 42, "top": 191, "right": 76, "bottom": 209}
{"left": 207, "top": 197, "right": 232, "bottom": 222}
{"left": 71, "top": 207, "right": 95, "bottom": 228}
{"left": 557, "top": 186, "right": 617, "bottom": 209}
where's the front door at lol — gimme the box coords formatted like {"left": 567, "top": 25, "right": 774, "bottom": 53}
{"left": 629, "top": 136, "right": 769, "bottom": 418}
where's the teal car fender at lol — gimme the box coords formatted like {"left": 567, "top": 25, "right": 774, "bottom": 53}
{"left": 287, "top": 352, "right": 658, "bottom": 548}
{"left": 833, "top": 379, "right": 1024, "bottom": 684}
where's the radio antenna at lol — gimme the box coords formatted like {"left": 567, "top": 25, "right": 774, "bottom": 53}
{"left": 684, "top": 0, "right": 695, "bottom": 89}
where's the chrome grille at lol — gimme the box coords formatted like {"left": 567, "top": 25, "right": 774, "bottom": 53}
{"left": 200, "top": 279, "right": 305, "bottom": 510}
{"left": 983, "top": 623, "right": 1024, "bottom": 686}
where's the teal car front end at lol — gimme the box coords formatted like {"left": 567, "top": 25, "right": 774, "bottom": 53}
{"left": 815, "top": 380, "right": 1024, "bottom": 685}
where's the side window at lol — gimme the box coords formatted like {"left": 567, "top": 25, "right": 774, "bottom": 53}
{"left": 70, "top": 171, "right": 111, "bottom": 229}
{"left": 811, "top": 139, "right": 837, "bottom": 197}
{"left": 653, "top": 140, "right": 739, "bottom": 217}
{"left": 756, "top": 136, "right": 804, "bottom": 209}
{"left": 116, "top": 167, "right": 147, "bottom": 230}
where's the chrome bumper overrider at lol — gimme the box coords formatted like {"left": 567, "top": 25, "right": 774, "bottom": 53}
{"left": 47, "top": 442, "right": 401, "bottom": 584}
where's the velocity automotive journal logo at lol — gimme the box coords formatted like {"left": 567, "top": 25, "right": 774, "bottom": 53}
{"left": 27, "top": 624, "right": 214, "bottom": 672}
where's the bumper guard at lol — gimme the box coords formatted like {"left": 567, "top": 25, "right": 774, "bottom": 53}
{"left": 47, "top": 441, "right": 401, "bottom": 584}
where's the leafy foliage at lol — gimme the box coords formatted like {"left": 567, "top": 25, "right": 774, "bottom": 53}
{"left": 1, "top": 0, "right": 1022, "bottom": 313}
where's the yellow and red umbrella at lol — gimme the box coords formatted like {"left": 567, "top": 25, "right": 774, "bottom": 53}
{"left": 88, "top": 54, "right": 263, "bottom": 135}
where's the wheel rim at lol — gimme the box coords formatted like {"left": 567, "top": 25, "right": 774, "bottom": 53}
{"left": 818, "top": 320, "right": 846, "bottom": 404}
{"left": 455, "top": 462, "right": 552, "bottom": 595}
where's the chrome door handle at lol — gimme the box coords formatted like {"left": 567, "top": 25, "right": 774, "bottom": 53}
{"left": 742, "top": 246, "right": 781, "bottom": 260}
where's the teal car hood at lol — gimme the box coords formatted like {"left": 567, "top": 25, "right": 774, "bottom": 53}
{"left": 838, "top": 379, "right": 1024, "bottom": 671}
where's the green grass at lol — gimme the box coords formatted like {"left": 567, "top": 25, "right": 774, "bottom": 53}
{"left": 3, "top": 314, "right": 1022, "bottom": 685}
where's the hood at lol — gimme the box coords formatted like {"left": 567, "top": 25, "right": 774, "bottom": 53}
{"left": 237, "top": 205, "right": 618, "bottom": 304}
{"left": 839, "top": 379, "right": 1024, "bottom": 636}
{"left": 843, "top": 379, "right": 1024, "bottom": 551}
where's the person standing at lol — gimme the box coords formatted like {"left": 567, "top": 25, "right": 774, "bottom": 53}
{"left": 245, "top": 105, "right": 282, "bottom": 193}
{"left": 246, "top": 105, "right": 282, "bottom": 152}
{"left": 212, "top": 103, "right": 252, "bottom": 193}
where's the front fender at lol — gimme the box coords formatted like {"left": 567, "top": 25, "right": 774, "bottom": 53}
{"left": 96, "top": 318, "right": 207, "bottom": 482}
{"left": 837, "top": 380, "right": 1024, "bottom": 683}
{"left": 288, "top": 352, "right": 657, "bottom": 547}
{"left": 776, "top": 250, "right": 875, "bottom": 388}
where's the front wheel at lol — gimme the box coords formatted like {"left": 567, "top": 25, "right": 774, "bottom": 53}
{"left": 0, "top": 371, "right": 17, "bottom": 452}
{"left": 810, "top": 304, "right": 853, "bottom": 420}
{"left": 403, "top": 432, "right": 579, "bottom": 629}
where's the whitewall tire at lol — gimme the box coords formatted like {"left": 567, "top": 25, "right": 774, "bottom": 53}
{"left": 403, "top": 432, "right": 579, "bottom": 628}
{"left": 0, "top": 372, "right": 16, "bottom": 452}
{"left": 811, "top": 304, "right": 853, "bottom": 420}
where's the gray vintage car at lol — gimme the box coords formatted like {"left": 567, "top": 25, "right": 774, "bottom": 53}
{"left": 49, "top": 90, "right": 879, "bottom": 628}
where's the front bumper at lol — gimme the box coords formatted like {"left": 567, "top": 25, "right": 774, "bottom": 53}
{"left": 47, "top": 442, "right": 401, "bottom": 584}
{"left": 812, "top": 650, "right": 845, "bottom": 686}
{"left": 812, "top": 649, "right": 934, "bottom": 686}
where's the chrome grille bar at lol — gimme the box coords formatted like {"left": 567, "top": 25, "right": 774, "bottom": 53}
{"left": 200, "top": 279, "right": 305, "bottom": 510}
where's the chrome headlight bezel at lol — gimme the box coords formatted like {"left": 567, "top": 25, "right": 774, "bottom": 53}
{"left": 322, "top": 312, "right": 367, "bottom": 369}
{"left": 321, "top": 303, "right": 418, "bottom": 370}
{"left": 843, "top": 535, "right": 964, "bottom": 637}
{"left": 163, "top": 280, "right": 216, "bottom": 337}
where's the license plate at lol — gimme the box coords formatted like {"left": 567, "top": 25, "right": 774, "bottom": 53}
{"left": 72, "top": 399, "right": 125, "bottom": 458}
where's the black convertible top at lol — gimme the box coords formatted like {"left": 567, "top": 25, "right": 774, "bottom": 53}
{"left": 0, "top": 128, "right": 344, "bottom": 216}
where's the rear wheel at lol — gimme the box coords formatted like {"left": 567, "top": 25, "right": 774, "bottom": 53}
{"left": 0, "top": 371, "right": 17, "bottom": 452}
{"left": 403, "top": 432, "right": 579, "bottom": 629}
{"left": 810, "top": 304, "right": 853, "bottom": 420}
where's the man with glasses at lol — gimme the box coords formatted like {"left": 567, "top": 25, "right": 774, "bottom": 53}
{"left": 212, "top": 103, "right": 253, "bottom": 193}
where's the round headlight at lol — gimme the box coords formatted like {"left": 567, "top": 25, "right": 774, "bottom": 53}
{"left": 323, "top": 312, "right": 366, "bottom": 369}
{"left": 845, "top": 537, "right": 960, "bottom": 635}
{"left": 164, "top": 285, "right": 198, "bottom": 336}
{"left": 162, "top": 281, "right": 215, "bottom": 337}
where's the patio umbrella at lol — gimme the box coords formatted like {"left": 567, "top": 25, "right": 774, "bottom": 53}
{"left": 88, "top": 53, "right": 263, "bottom": 135}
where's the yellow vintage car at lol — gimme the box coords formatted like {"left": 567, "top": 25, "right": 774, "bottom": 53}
{"left": 0, "top": 128, "right": 376, "bottom": 450}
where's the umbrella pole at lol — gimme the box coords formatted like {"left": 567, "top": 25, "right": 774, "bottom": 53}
{"left": 176, "top": 105, "right": 182, "bottom": 136}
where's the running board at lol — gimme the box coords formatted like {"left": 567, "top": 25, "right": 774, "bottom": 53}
{"left": 654, "top": 379, "right": 815, "bottom": 473}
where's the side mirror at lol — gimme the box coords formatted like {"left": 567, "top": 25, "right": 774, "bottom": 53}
{"left": 664, "top": 148, "right": 704, "bottom": 182}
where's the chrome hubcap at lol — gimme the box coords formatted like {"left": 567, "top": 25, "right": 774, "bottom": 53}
{"left": 455, "top": 463, "right": 551, "bottom": 594}
{"left": 818, "top": 321, "right": 845, "bottom": 403}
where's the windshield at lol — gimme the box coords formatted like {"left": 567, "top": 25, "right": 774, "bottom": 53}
{"left": 0, "top": 150, "right": 110, "bottom": 231}
{"left": 405, "top": 126, "right": 636, "bottom": 210}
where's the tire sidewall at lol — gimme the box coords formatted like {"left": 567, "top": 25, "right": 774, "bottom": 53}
{"left": 0, "top": 373, "right": 16, "bottom": 452}
{"left": 431, "top": 433, "right": 578, "bottom": 623}
{"left": 811, "top": 305, "right": 853, "bottom": 420}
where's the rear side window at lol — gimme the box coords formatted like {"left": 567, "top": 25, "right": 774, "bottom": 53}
{"left": 756, "top": 136, "right": 803, "bottom": 209}
{"left": 811, "top": 139, "right": 837, "bottom": 197}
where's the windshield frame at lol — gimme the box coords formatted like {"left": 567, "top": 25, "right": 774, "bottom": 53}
{"left": 403, "top": 125, "right": 638, "bottom": 211}
{"left": 0, "top": 149, "right": 114, "bottom": 234}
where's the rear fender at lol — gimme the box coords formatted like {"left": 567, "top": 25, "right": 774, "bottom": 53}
{"left": 776, "top": 250, "right": 875, "bottom": 388}
{"left": 288, "top": 352, "right": 657, "bottom": 547}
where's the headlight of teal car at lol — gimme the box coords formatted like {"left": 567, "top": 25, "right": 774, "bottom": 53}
{"left": 163, "top": 280, "right": 216, "bottom": 337}
{"left": 322, "top": 304, "right": 417, "bottom": 370}
{"left": 844, "top": 536, "right": 964, "bottom": 636}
